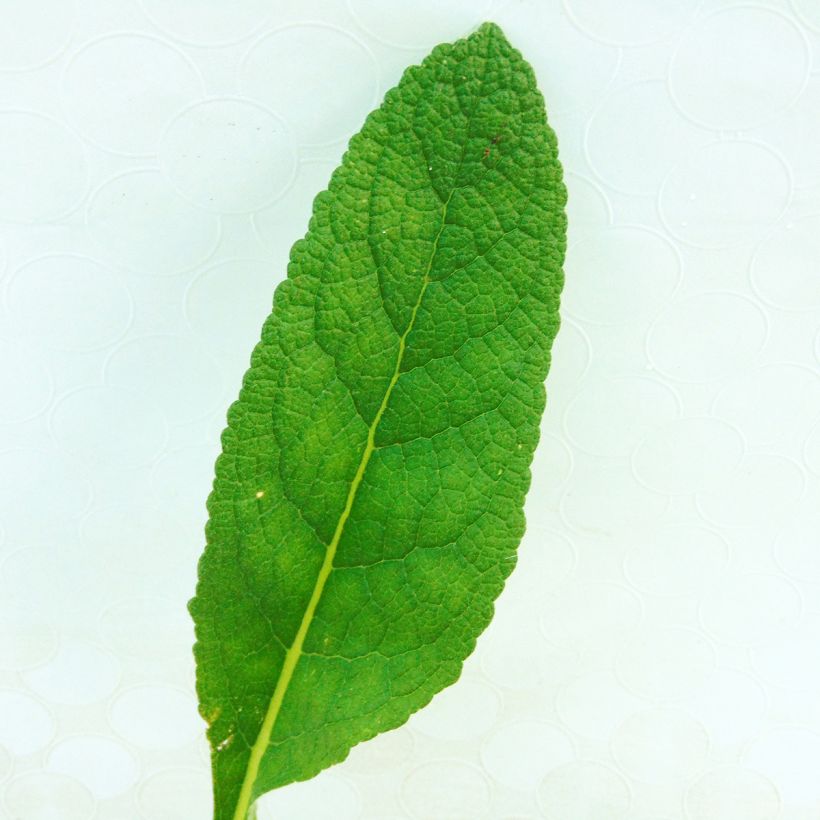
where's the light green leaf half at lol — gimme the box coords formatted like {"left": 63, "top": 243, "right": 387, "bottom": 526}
{"left": 190, "top": 21, "right": 566, "bottom": 820}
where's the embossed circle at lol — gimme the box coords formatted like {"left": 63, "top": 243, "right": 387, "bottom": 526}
{"left": 348, "top": 0, "right": 493, "bottom": 49}
{"left": 0, "top": 112, "right": 87, "bottom": 223}
{"left": 752, "top": 217, "right": 820, "bottom": 310}
{"left": 670, "top": 7, "right": 809, "bottom": 130}
{"left": 0, "top": 1, "right": 75, "bottom": 70}
{"left": 401, "top": 761, "right": 491, "bottom": 819}
{"left": 46, "top": 735, "right": 139, "bottom": 799}
{"left": 159, "top": 98, "right": 296, "bottom": 213}
{"left": 241, "top": 26, "right": 379, "bottom": 146}
{"left": 660, "top": 142, "right": 791, "bottom": 249}
{"left": 612, "top": 709, "right": 709, "bottom": 784}
{"left": 586, "top": 81, "right": 708, "bottom": 195}
{"left": 685, "top": 767, "right": 780, "bottom": 820}
{"left": 140, "top": 0, "right": 273, "bottom": 45}
{"left": 632, "top": 417, "right": 744, "bottom": 495}
{"left": 87, "top": 170, "right": 220, "bottom": 275}
{"left": 538, "top": 761, "right": 631, "bottom": 819}
{"left": 50, "top": 385, "right": 168, "bottom": 467}
{"left": 3, "top": 773, "right": 95, "bottom": 820}
{"left": 647, "top": 293, "right": 767, "bottom": 382}
{"left": 62, "top": 34, "right": 203, "bottom": 156}
{"left": 563, "top": 227, "right": 680, "bottom": 325}
{"left": 564, "top": 0, "right": 700, "bottom": 46}
{"left": 104, "top": 335, "right": 222, "bottom": 424}
{"left": 6, "top": 255, "right": 133, "bottom": 352}
{"left": 481, "top": 721, "right": 575, "bottom": 791}
{"left": 138, "top": 768, "right": 213, "bottom": 820}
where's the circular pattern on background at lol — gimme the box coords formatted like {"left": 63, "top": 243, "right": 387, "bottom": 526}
{"left": 410, "top": 678, "right": 499, "bottom": 741}
{"left": 752, "top": 614, "right": 820, "bottom": 692}
{"left": 87, "top": 170, "right": 220, "bottom": 275}
{"left": 0, "top": 449, "right": 92, "bottom": 533}
{"left": 561, "top": 457, "right": 668, "bottom": 533}
{"left": 0, "top": 341, "right": 53, "bottom": 423}
{"left": 545, "top": 320, "right": 591, "bottom": 392}
{"left": 110, "top": 685, "right": 201, "bottom": 750}
{"left": 615, "top": 628, "right": 716, "bottom": 701}
{"left": 541, "top": 582, "right": 642, "bottom": 649}
{"left": 253, "top": 160, "right": 335, "bottom": 254}
{"left": 348, "top": 0, "right": 493, "bottom": 49}
{"left": 241, "top": 26, "right": 378, "bottom": 146}
{"left": 6, "top": 255, "right": 133, "bottom": 352}
{"left": 700, "top": 573, "right": 801, "bottom": 647}
{"left": 746, "top": 728, "right": 820, "bottom": 804}
{"left": 512, "top": 524, "right": 576, "bottom": 595}
{"left": 804, "top": 421, "right": 820, "bottom": 476}
{"left": 138, "top": 768, "right": 212, "bottom": 820}
{"left": 81, "top": 502, "right": 198, "bottom": 577}
{"left": 0, "top": 608, "right": 58, "bottom": 671}
{"left": 669, "top": 7, "right": 809, "bottom": 131}
{"left": 792, "top": 0, "right": 820, "bottom": 32}
{"left": 685, "top": 767, "right": 780, "bottom": 820}
{"left": 776, "top": 502, "right": 820, "bottom": 581}
{"left": 23, "top": 643, "right": 120, "bottom": 706}
{"left": 140, "top": 0, "right": 273, "bottom": 46}
{"left": 687, "top": 669, "right": 767, "bottom": 746}
{"left": 562, "top": 227, "right": 680, "bottom": 325}
{"left": 104, "top": 335, "right": 222, "bottom": 424}
{"left": 755, "top": 74, "right": 820, "bottom": 191}
{"left": 564, "top": 173, "right": 611, "bottom": 244}
{"left": 611, "top": 709, "right": 709, "bottom": 784}
{"left": 46, "top": 735, "right": 139, "bottom": 799}
{"left": 185, "top": 258, "right": 279, "bottom": 357}
{"left": 713, "top": 365, "right": 820, "bottom": 448}
{"left": 50, "top": 386, "right": 168, "bottom": 468}
{"left": 0, "top": 690, "right": 55, "bottom": 755}
{"left": 401, "top": 761, "right": 491, "bottom": 820}
{"left": 659, "top": 142, "right": 791, "bottom": 249}
{"left": 0, "top": 111, "right": 86, "bottom": 223}
{"left": 632, "top": 417, "right": 744, "bottom": 495}
{"left": 258, "top": 774, "right": 360, "bottom": 820}
{"left": 564, "top": 376, "right": 679, "bottom": 457}
{"left": 587, "top": 79, "right": 709, "bottom": 195}
{"left": 344, "top": 726, "right": 414, "bottom": 776}
{"left": 0, "top": 1, "right": 74, "bottom": 70}
{"left": 1, "top": 546, "right": 95, "bottom": 616}
{"left": 495, "top": 4, "right": 620, "bottom": 115}
{"left": 752, "top": 217, "right": 820, "bottom": 310}
{"left": 697, "top": 454, "right": 804, "bottom": 529}
{"left": 150, "top": 445, "right": 218, "bottom": 520}
{"left": 564, "top": 0, "right": 699, "bottom": 46}
{"left": 556, "top": 670, "right": 644, "bottom": 739}
{"left": 647, "top": 293, "right": 767, "bottom": 382}
{"left": 62, "top": 34, "right": 203, "bottom": 156}
{"left": 625, "top": 525, "right": 728, "bottom": 597}
{"left": 160, "top": 98, "right": 296, "bottom": 213}
{"left": 528, "top": 434, "right": 574, "bottom": 507}
{"left": 479, "top": 603, "right": 560, "bottom": 692}
{"left": 3, "top": 773, "right": 95, "bottom": 820}
{"left": 100, "top": 596, "right": 193, "bottom": 661}
{"left": 0, "top": 746, "right": 8, "bottom": 781}
{"left": 538, "top": 761, "right": 631, "bottom": 819}
{"left": 481, "top": 721, "right": 574, "bottom": 791}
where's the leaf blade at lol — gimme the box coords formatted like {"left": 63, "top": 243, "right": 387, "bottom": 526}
{"left": 190, "top": 21, "right": 566, "bottom": 819}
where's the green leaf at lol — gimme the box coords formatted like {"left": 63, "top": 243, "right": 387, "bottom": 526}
{"left": 190, "top": 21, "right": 566, "bottom": 819}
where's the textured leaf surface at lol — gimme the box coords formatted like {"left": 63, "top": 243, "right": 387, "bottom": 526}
{"left": 190, "top": 21, "right": 566, "bottom": 820}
